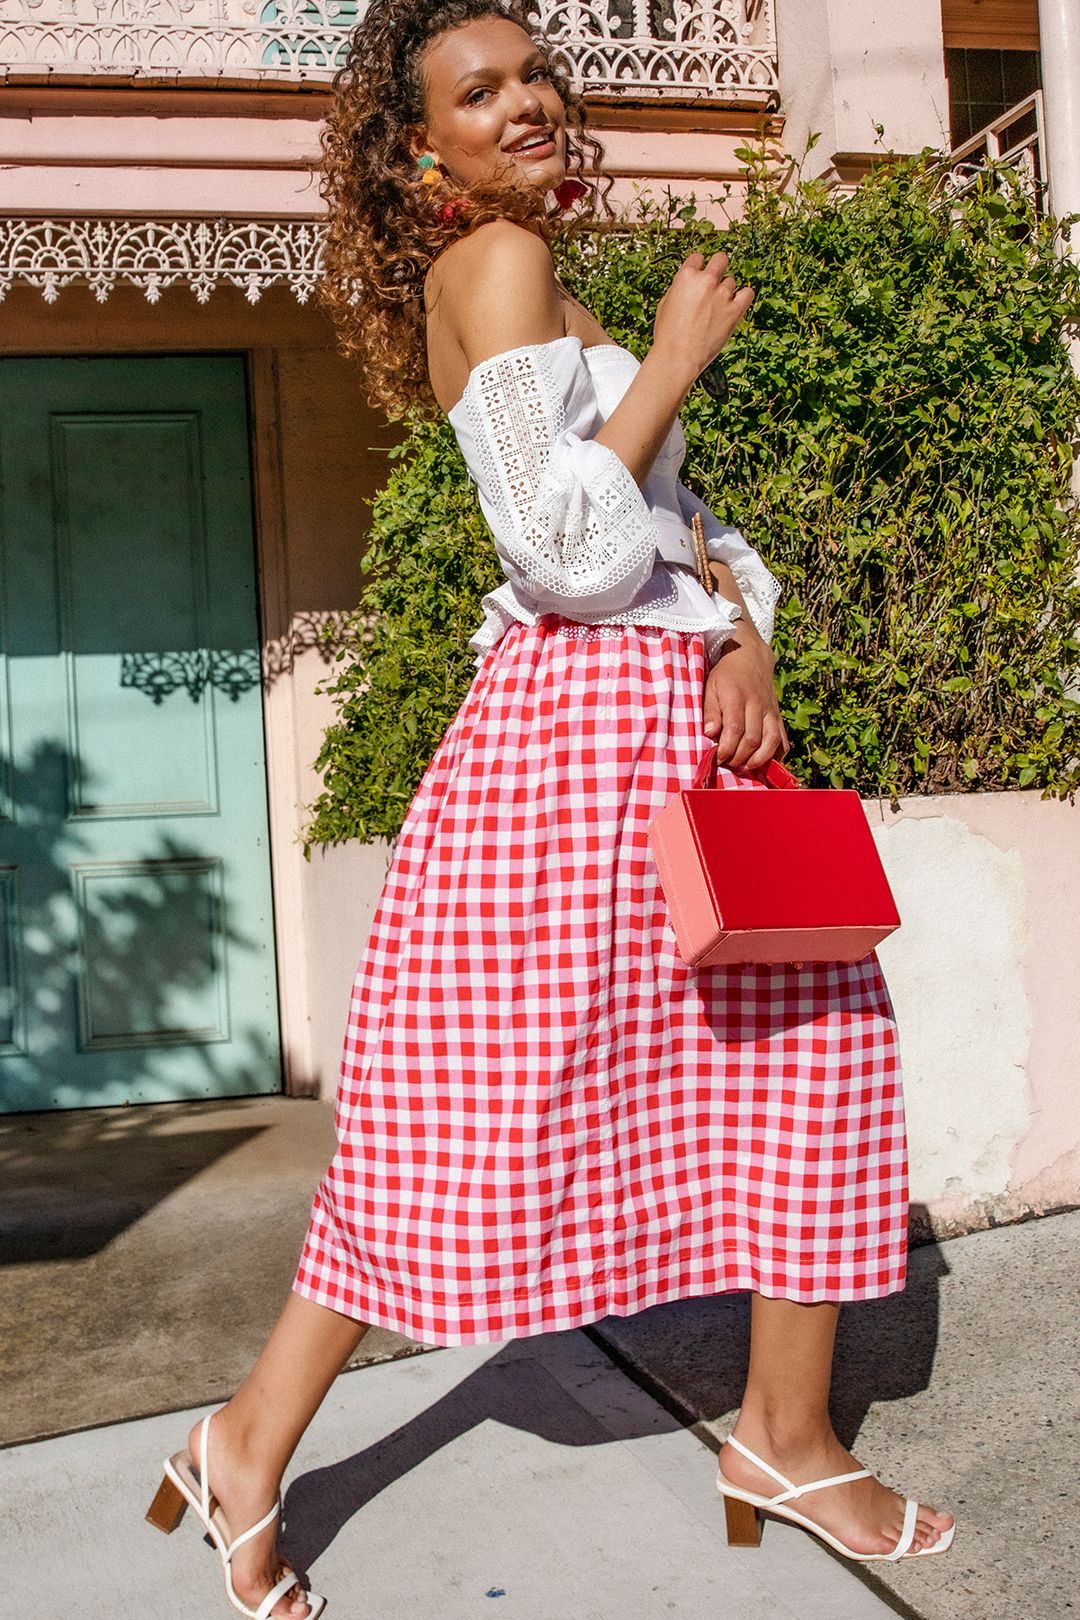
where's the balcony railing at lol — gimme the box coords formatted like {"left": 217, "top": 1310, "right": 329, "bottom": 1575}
{"left": 0, "top": 0, "right": 778, "bottom": 102}
{"left": 945, "top": 92, "right": 1049, "bottom": 214}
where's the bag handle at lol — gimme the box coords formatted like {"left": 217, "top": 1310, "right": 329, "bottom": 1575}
{"left": 692, "top": 743, "right": 803, "bottom": 791}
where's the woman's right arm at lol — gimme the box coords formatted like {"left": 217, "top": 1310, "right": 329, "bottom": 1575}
{"left": 595, "top": 250, "right": 755, "bottom": 487}
{"left": 442, "top": 222, "right": 754, "bottom": 492}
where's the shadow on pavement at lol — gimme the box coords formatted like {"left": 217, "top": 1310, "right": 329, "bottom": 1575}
{"left": 284, "top": 1210, "right": 949, "bottom": 1581}
{"left": 0, "top": 1105, "right": 269, "bottom": 1264}
{"left": 283, "top": 1343, "right": 687, "bottom": 1575}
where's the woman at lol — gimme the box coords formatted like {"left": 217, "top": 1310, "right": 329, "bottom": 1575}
{"left": 145, "top": 4, "right": 955, "bottom": 1614}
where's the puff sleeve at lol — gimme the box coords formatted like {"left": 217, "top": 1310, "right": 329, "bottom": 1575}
{"left": 453, "top": 338, "right": 664, "bottom": 617}
{"left": 675, "top": 480, "right": 782, "bottom": 645}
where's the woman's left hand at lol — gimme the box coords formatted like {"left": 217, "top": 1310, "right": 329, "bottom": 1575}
{"left": 702, "top": 635, "right": 789, "bottom": 773}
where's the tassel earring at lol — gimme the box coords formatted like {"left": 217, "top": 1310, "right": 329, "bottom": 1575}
{"left": 416, "top": 154, "right": 442, "bottom": 187}
{"left": 553, "top": 177, "right": 588, "bottom": 210}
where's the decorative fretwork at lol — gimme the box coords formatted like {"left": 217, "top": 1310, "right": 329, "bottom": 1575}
{"left": 0, "top": 217, "right": 325, "bottom": 305}
{"left": 0, "top": 0, "right": 358, "bottom": 81}
{"left": 0, "top": 0, "right": 779, "bottom": 101}
{"left": 545, "top": 1, "right": 777, "bottom": 102}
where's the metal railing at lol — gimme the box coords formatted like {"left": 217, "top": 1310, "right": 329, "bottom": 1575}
{"left": 0, "top": 0, "right": 779, "bottom": 101}
{"left": 945, "top": 92, "right": 1049, "bottom": 214}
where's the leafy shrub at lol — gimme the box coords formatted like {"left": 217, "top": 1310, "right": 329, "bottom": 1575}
{"left": 305, "top": 145, "right": 1080, "bottom": 850}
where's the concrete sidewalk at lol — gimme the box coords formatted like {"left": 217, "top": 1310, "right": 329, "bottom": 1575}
{"left": 0, "top": 1097, "right": 421, "bottom": 1448}
{"left": 4, "top": 1096, "right": 1075, "bottom": 1619}
{"left": 3, "top": 1328, "right": 898, "bottom": 1620}
{"left": 594, "top": 1210, "right": 1080, "bottom": 1620}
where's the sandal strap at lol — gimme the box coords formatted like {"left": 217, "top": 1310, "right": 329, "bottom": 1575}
{"left": 225, "top": 1497, "right": 282, "bottom": 1560}
{"left": 723, "top": 1432, "right": 797, "bottom": 1495}
{"left": 255, "top": 1568, "right": 303, "bottom": 1620}
{"left": 885, "top": 1497, "right": 920, "bottom": 1561}
{"left": 782, "top": 1466, "right": 873, "bottom": 1504}
{"left": 723, "top": 1433, "right": 872, "bottom": 1505}
{"left": 197, "top": 1410, "right": 283, "bottom": 1563}
{"left": 198, "top": 1416, "right": 212, "bottom": 1520}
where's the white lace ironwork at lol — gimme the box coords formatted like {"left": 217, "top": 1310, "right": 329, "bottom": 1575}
{"left": 546, "top": 0, "right": 778, "bottom": 102}
{"left": 0, "top": 0, "right": 779, "bottom": 100}
{"left": 0, "top": 216, "right": 324, "bottom": 305}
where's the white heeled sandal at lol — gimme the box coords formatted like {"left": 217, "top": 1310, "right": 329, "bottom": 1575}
{"left": 716, "top": 1432, "right": 956, "bottom": 1563}
{"left": 145, "top": 1413, "right": 327, "bottom": 1619}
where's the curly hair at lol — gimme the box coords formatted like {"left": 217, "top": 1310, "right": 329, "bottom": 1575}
{"left": 319, "top": 0, "right": 614, "bottom": 419}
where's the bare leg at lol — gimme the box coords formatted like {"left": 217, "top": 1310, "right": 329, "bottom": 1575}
{"left": 188, "top": 1292, "right": 369, "bottom": 1618}
{"left": 719, "top": 1295, "right": 954, "bottom": 1556}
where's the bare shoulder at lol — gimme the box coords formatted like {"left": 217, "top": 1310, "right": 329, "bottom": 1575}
{"left": 431, "top": 217, "right": 554, "bottom": 294}
{"left": 427, "top": 219, "right": 564, "bottom": 365}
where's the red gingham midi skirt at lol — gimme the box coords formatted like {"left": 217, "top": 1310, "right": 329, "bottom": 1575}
{"left": 293, "top": 616, "right": 909, "bottom": 1344}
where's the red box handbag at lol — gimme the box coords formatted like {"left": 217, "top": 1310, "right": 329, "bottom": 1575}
{"left": 646, "top": 745, "right": 901, "bottom": 967}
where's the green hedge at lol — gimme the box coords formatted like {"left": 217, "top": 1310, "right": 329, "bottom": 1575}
{"left": 305, "top": 144, "right": 1080, "bottom": 851}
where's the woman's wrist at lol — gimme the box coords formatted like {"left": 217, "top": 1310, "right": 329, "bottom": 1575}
{"left": 705, "top": 560, "right": 772, "bottom": 661}
{"left": 639, "top": 343, "right": 698, "bottom": 406}
{"left": 719, "top": 626, "right": 775, "bottom": 665}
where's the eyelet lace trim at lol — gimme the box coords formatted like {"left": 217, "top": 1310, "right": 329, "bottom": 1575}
{"left": 544, "top": 618, "right": 684, "bottom": 642}
{"left": 728, "top": 555, "right": 782, "bottom": 644}
{"left": 468, "top": 596, "right": 743, "bottom": 672}
{"left": 529, "top": 619, "right": 749, "bottom": 673}
{"left": 461, "top": 345, "right": 660, "bottom": 611}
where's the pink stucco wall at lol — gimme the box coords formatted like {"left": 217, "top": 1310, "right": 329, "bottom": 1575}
{"left": 0, "top": 91, "right": 762, "bottom": 220}
{"left": 868, "top": 789, "right": 1080, "bottom": 1233}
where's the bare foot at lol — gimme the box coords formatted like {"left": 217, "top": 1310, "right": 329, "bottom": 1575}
{"left": 187, "top": 1413, "right": 312, "bottom": 1618}
{"left": 719, "top": 1416, "right": 955, "bottom": 1558}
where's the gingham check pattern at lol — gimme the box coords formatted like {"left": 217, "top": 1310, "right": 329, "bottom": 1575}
{"left": 294, "top": 617, "right": 909, "bottom": 1344}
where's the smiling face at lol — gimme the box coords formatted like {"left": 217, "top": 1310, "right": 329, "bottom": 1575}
{"left": 410, "top": 15, "right": 568, "bottom": 195}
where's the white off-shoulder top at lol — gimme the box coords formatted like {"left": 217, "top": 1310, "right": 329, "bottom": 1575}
{"left": 446, "top": 333, "right": 781, "bottom": 670}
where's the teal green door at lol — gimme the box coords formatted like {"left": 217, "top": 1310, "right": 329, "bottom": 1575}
{"left": 0, "top": 356, "right": 281, "bottom": 1112}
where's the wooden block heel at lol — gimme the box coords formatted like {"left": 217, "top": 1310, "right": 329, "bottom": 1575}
{"left": 723, "top": 1493, "right": 761, "bottom": 1547}
{"left": 145, "top": 1473, "right": 188, "bottom": 1534}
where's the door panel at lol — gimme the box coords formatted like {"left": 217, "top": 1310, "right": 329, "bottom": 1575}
{"left": 74, "top": 857, "right": 229, "bottom": 1050}
{"left": 0, "top": 355, "right": 281, "bottom": 1111}
{"left": 55, "top": 411, "right": 218, "bottom": 818}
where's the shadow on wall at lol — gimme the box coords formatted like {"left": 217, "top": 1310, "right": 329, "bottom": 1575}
{"left": 0, "top": 741, "right": 281, "bottom": 1116}
{"left": 117, "top": 611, "right": 356, "bottom": 703}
